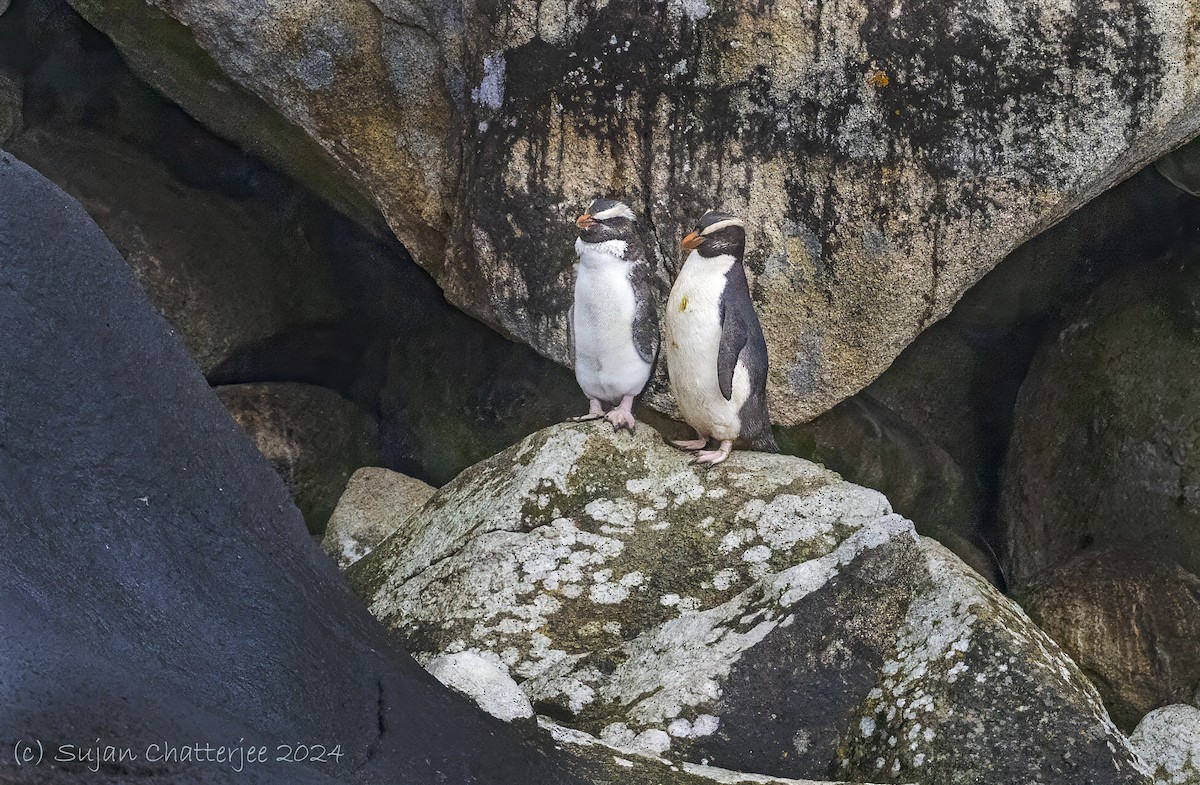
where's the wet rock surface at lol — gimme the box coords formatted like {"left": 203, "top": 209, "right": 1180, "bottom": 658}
{"left": 351, "top": 422, "right": 1147, "bottom": 784}
{"left": 65, "top": 0, "right": 1200, "bottom": 423}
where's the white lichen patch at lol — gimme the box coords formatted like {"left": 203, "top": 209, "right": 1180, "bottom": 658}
{"left": 471, "top": 53, "right": 505, "bottom": 109}
{"left": 355, "top": 424, "right": 921, "bottom": 763}
{"left": 847, "top": 538, "right": 1143, "bottom": 777}
{"left": 1130, "top": 705, "right": 1200, "bottom": 784}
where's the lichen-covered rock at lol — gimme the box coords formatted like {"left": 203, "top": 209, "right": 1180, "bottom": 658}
{"left": 216, "top": 382, "right": 380, "bottom": 534}
{"left": 1132, "top": 705, "right": 1200, "bottom": 785}
{"left": 7, "top": 128, "right": 344, "bottom": 373}
{"left": 66, "top": 0, "right": 1200, "bottom": 424}
{"left": 323, "top": 466, "right": 436, "bottom": 569}
{"left": 1017, "top": 550, "right": 1200, "bottom": 731}
{"left": 540, "top": 719, "right": 892, "bottom": 785}
{"left": 999, "top": 250, "right": 1200, "bottom": 586}
{"left": 351, "top": 422, "right": 1147, "bottom": 784}
{"left": 839, "top": 540, "right": 1149, "bottom": 785}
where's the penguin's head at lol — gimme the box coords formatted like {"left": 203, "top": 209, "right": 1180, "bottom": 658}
{"left": 575, "top": 198, "right": 637, "bottom": 244}
{"left": 681, "top": 210, "right": 745, "bottom": 259}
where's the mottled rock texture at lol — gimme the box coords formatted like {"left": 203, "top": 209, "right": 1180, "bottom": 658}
{"left": 351, "top": 422, "right": 1147, "bottom": 784}
{"left": 8, "top": 128, "right": 343, "bottom": 373}
{"left": 1132, "top": 705, "right": 1200, "bottom": 785}
{"left": 324, "top": 466, "right": 437, "bottom": 569}
{"left": 65, "top": 0, "right": 1200, "bottom": 423}
{"left": 0, "top": 67, "right": 19, "bottom": 143}
{"left": 0, "top": 148, "right": 635, "bottom": 785}
{"left": 1000, "top": 247, "right": 1200, "bottom": 586}
{"left": 1018, "top": 550, "right": 1200, "bottom": 731}
{"left": 216, "top": 382, "right": 381, "bottom": 535}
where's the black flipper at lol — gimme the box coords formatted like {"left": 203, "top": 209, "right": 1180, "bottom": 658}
{"left": 717, "top": 294, "right": 750, "bottom": 402}
{"left": 720, "top": 264, "right": 776, "bottom": 450}
{"left": 628, "top": 259, "right": 662, "bottom": 366}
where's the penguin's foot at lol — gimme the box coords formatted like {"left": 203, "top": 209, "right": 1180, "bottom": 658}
{"left": 670, "top": 438, "right": 708, "bottom": 451}
{"left": 604, "top": 409, "right": 636, "bottom": 431}
{"left": 570, "top": 399, "right": 605, "bottom": 422}
{"left": 693, "top": 440, "right": 733, "bottom": 466}
{"left": 604, "top": 396, "right": 637, "bottom": 431}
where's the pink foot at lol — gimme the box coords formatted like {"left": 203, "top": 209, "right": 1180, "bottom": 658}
{"left": 604, "top": 395, "right": 636, "bottom": 431}
{"left": 670, "top": 438, "right": 708, "bottom": 451}
{"left": 570, "top": 398, "right": 605, "bottom": 422}
{"left": 693, "top": 440, "right": 733, "bottom": 465}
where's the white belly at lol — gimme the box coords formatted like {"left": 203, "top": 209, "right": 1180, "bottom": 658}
{"left": 573, "top": 247, "right": 652, "bottom": 403}
{"left": 664, "top": 252, "right": 751, "bottom": 441}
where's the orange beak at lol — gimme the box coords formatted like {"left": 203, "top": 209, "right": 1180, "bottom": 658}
{"left": 575, "top": 214, "right": 595, "bottom": 230}
{"left": 680, "top": 231, "right": 704, "bottom": 250}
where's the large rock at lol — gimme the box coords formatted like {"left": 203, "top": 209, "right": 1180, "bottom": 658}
{"left": 215, "top": 382, "right": 381, "bottom": 534}
{"left": 323, "top": 466, "right": 436, "bottom": 569}
{"left": 65, "top": 0, "right": 1200, "bottom": 423}
{"left": 350, "top": 421, "right": 1148, "bottom": 784}
{"left": 7, "top": 128, "right": 344, "bottom": 373}
{"left": 0, "top": 148, "right": 636, "bottom": 784}
{"left": 1017, "top": 550, "right": 1200, "bottom": 731}
{"left": 1131, "top": 705, "right": 1200, "bottom": 785}
{"left": 999, "top": 248, "right": 1200, "bottom": 586}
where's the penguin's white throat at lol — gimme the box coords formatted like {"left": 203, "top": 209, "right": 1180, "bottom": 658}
{"left": 575, "top": 237, "right": 629, "bottom": 261}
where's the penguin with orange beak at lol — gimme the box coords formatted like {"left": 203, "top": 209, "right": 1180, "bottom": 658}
{"left": 664, "top": 210, "right": 777, "bottom": 464}
{"left": 568, "top": 198, "right": 660, "bottom": 430}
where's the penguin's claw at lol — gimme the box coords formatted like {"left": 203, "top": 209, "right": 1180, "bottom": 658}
{"left": 569, "top": 413, "right": 604, "bottom": 422}
{"left": 671, "top": 438, "right": 708, "bottom": 451}
{"left": 604, "top": 409, "right": 637, "bottom": 431}
{"left": 692, "top": 441, "right": 733, "bottom": 466}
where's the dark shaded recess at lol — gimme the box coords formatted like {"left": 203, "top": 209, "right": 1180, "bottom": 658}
{"left": 0, "top": 151, "right": 605, "bottom": 785}
{"left": 208, "top": 208, "right": 580, "bottom": 486}
{"left": 826, "top": 165, "right": 1198, "bottom": 591}
{"left": 0, "top": 0, "right": 579, "bottom": 488}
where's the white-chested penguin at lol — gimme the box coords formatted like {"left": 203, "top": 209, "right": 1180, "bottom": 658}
{"left": 569, "top": 197, "right": 660, "bottom": 431}
{"left": 664, "top": 210, "right": 777, "bottom": 464}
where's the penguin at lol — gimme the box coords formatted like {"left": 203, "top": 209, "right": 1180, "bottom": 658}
{"left": 664, "top": 209, "right": 777, "bottom": 464}
{"left": 569, "top": 197, "right": 660, "bottom": 430}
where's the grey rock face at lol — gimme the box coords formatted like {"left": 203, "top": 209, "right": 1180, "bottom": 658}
{"left": 65, "top": 0, "right": 1200, "bottom": 424}
{"left": 351, "top": 422, "right": 1147, "bottom": 784}
{"left": 216, "top": 382, "right": 381, "bottom": 534}
{"left": 1018, "top": 550, "right": 1200, "bottom": 731}
{"left": 999, "top": 253, "right": 1200, "bottom": 586}
{"left": 324, "top": 466, "right": 436, "bottom": 569}
{"left": 1131, "top": 705, "right": 1200, "bottom": 785}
